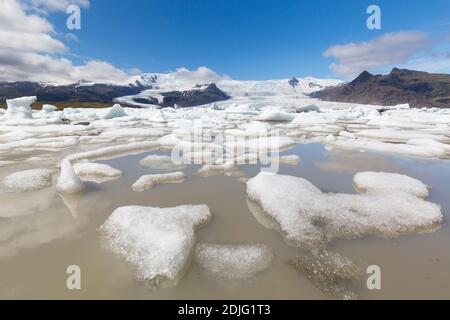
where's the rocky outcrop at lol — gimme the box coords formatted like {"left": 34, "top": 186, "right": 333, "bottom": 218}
{"left": 311, "top": 68, "right": 450, "bottom": 108}
{"left": 159, "top": 83, "right": 229, "bottom": 108}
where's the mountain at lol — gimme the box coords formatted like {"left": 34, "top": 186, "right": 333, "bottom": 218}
{"left": 0, "top": 70, "right": 342, "bottom": 109}
{"left": 0, "top": 81, "right": 150, "bottom": 104}
{"left": 311, "top": 68, "right": 450, "bottom": 108}
{"left": 159, "top": 84, "right": 229, "bottom": 108}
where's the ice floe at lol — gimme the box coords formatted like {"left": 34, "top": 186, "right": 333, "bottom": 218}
{"left": 42, "top": 104, "right": 58, "bottom": 113}
{"left": 98, "top": 204, "right": 211, "bottom": 287}
{"left": 5, "top": 96, "right": 36, "bottom": 119}
{"left": 132, "top": 171, "right": 186, "bottom": 192}
{"left": 196, "top": 163, "right": 244, "bottom": 177}
{"left": 139, "top": 155, "right": 186, "bottom": 171}
{"left": 1, "top": 169, "right": 53, "bottom": 193}
{"left": 73, "top": 162, "right": 122, "bottom": 183}
{"left": 194, "top": 243, "right": 274, "bottom": 280}
{"left": 353, "top": 171, "right": 430, "bottom": 198}
{"left": 103, "top": 104, "right": 127, "bottom": 119}
{"left": 247, "top": 172, "right": 442, "bottom": 248}
{"left": 56, "top": 161, "right": 85, "bottom": 194}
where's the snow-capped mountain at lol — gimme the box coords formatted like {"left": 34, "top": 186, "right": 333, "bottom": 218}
{"left": 0, "top": 68, "right": 342, "bottom": 108}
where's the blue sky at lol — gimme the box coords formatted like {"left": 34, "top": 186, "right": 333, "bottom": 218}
{"left": 50, "top": 0, "right": 450, "bottom": 79}
{"left": 1, "top": 0, "right": 450, "bottom": 83}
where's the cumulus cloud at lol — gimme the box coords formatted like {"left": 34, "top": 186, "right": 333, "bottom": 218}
{"left": 171, "top": 66, "right": 229, "bottom": 88}
{"left": 324, "top": 31, "right": 429, "bottom": 77}
{"left": 25, "top": 0, "right": 90, "bottom": 13}
{"left": 0, "top": 0, "right": 133, "bottom": 84}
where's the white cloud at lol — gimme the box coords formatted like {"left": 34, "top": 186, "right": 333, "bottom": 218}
{"left": 25, "top": 0, "right": 90, "bottom": 13}
{"left": 324, "top": 31, "right": 429, "bottom": 77}
{"left": 401, "top": 53, "right": 450, "bottom": 74}
{"left": 172, "top": 66, "right": 228, "bottom": 87}
{"left": 0, "top": 0, "right": 134, "bottom": 84}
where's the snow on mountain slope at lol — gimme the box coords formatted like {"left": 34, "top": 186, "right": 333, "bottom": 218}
{"left": 115, "top": 71, "right": 342, "bottom": 107}
{"left": 217, "top": 77, "right": 342, "bottom": 98}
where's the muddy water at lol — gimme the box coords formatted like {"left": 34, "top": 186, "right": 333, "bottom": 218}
{"left": 0, "top": 143, "right": 449, "bottom": 299}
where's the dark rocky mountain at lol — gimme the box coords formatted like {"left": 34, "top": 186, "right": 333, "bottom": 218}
{"left": 0, "top": 80, "right": 230, "bottom": 109}
{"left": 0, "top": 81, "right": 150, "bottom": 104}
{"left": 159, "top": 83, "right": 230, "bottom": 108}
{"left": 311, "top": 68, "right": 450, "bottom": 108}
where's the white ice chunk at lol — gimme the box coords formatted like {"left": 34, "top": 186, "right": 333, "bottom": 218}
{"left": 132, "top": 171, "right": 186, "bottom": 192}
{"left": 355, "top": 129, "right": 449, "bottom": 143}
{"left": 353, "top": 172, "right": 430, "bottom": 198}
{"left": 5, "top": 96, "right": 36, "bottom": 119}
{"left": 247, "top": 172, "right": 442, "bottom": 248}
{"left": 64, "top": 141, "right": 159, "bottom": 163}
{"left": 1, "top": 169, "right": 53, "bottom": 192}
{"left": 328, "top": 138, "right": 446, "bottom": 158}
{"left": 194, "top": 243, "right": 274, "bottom": 280}
{"left": 139, "top": 155, "right": 186, "bottom": 171}
{"left": 257, "top": 110, "right": 295, "bottom": 122}
{"left": 98, "top": 204, "right": 212, "bottom": 287}
{"left": 103, "top": 104, "right": 127, "bottom": 119}
{"left": 73, "top": 162, "right": 122, "bottom": 183}
{"left": 42, "top": 104, "right": 58, "bottom": 113}
{"left": 56, "top": 161, "right": 85, "bottom": 194}
{"left": 196, "top": 162, "right": 244, "bottom": 177}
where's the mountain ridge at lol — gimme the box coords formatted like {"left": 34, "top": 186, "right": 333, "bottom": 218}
{"left": 311, "top": 68, "right": 450, "bottom": 108}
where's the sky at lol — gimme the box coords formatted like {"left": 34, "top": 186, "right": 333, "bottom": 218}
{"left": 1, "top": 0, "right": 450, "bottom": 83}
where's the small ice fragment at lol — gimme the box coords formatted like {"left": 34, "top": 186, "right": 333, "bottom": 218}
{"left": 1, "top": 169, "right": 53, "bottom": 192}
{"left": 73, "top": 162, "right": 122, "bottom": 183}
{"left": 5, "top": 96, "right": 36, "bottom": 119}
{"left": 42, "top": 104, "right": 58, "bottom": 113}
{"left": 353, "top": 171, "right": 430, "bottom": 198}
{"left": 98, "top": 204, "right": 212, "bottom": 287}
{"left": 257, "top": 110, "right": 294, "bottom": 122}
{"left": 132, "top": 172, "right": 186, "bottom": 192}
{"left": 196, "top": 162, "right": 243, "bottom": 177}
{"left": 56, "top": 161, "right": 85, "bottom": 194}
{"left": 103, "top": 104, "right": 127, "bottom": 119}
{"left": 194, "top": 243, "right": 274, "bottom": 280}
{"left": 139, "top": 155, "right": 186, "bottom": 171}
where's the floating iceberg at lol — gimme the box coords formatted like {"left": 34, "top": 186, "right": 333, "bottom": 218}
{"left": 42, "top": 104, "right": 58, "bottom": 113}
{"left": 5, "top": 96, "right": 36, "bottom": 119}
{"left": 194, "top": 243, "right": 274, "bottom": 280}
{"left": 73, "top": 162, "right": 122, "bottom": 183}
{"left": 256, "top": 110, "right": 295, "bottom": 122}
{"left": 353, "top": 171, "right": 430, "bottom": 198}
{"left": 64, "top": 141, "right": 160, "bottom": 163}
{"left": 247, "top": 172, "right": 442, "bottom": 248}
{"left": 98, "top": 204, "right": 212, "bottom": 287}
{"left": 196, "top": 162, "right": 243, "bottom": 177}
{"left": 139, "top": 155, "right": 186, "bottom": 171}
{"left": 132, "top": 171, "right": 186, "bottom": 192}
{"left": 56, "top": 161, "right": 85, "bottom": 194}
{"left": 103, "top": 104, "right": 127, "bottom": 119}
{"left": 1, "top": 169, "right": 53, "bottom": 192}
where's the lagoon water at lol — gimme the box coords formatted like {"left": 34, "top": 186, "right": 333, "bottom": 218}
{"left": 1, "top": 143, "right": 449, "bottom": 299}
